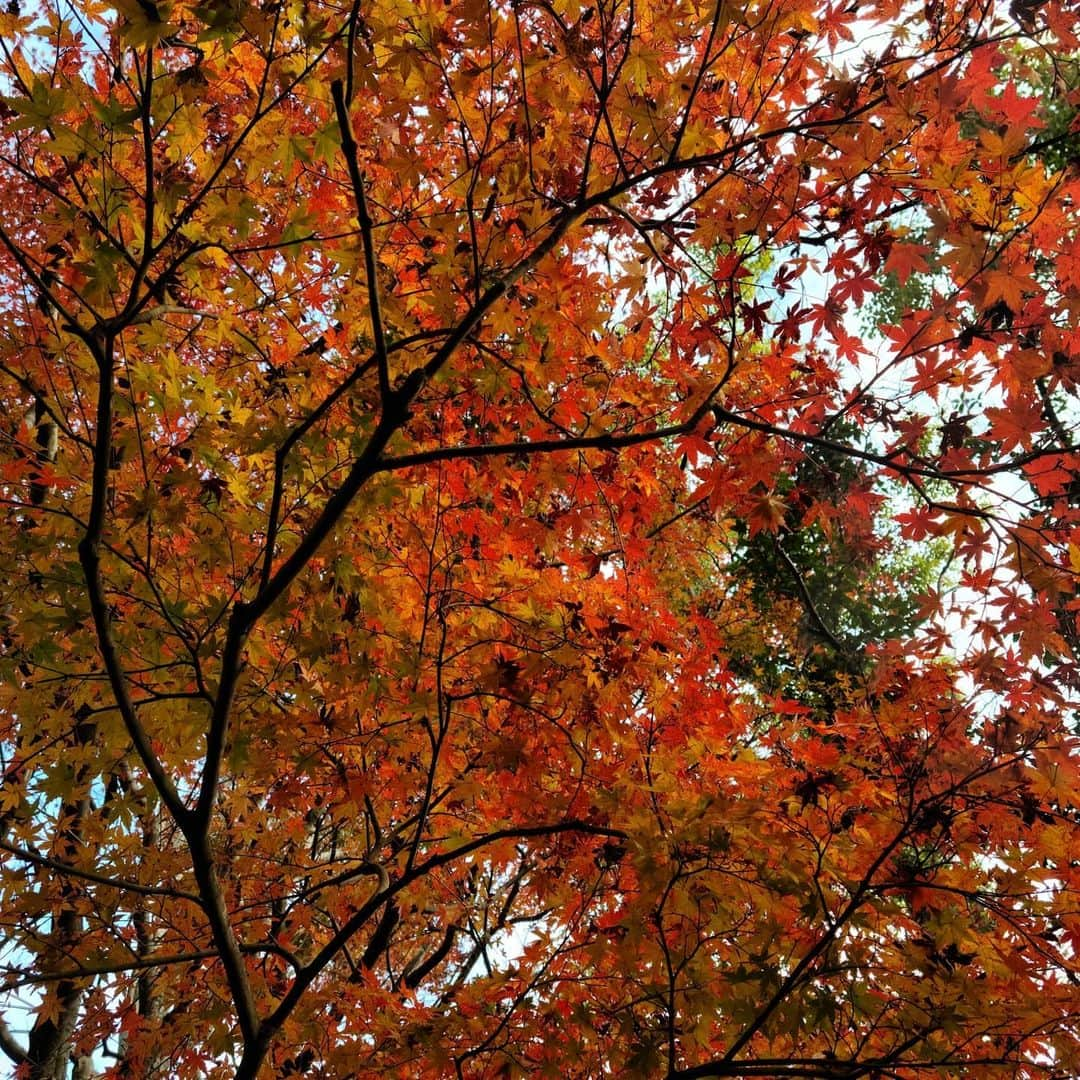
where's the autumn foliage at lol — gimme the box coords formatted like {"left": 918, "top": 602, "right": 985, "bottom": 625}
{"left": 1, "top": 0, "right": 1080, "bottom": 1075}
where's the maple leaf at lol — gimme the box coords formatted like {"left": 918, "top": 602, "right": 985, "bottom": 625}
{"left": 981, "top": 269, "right": 1026, "bottom": 313}
{"left": 883, "top": 241, "right": 932, "bottom": 286}
{"left": 986, "top": 397, "right": 1043, "bottom": 451}
{"left": 747, "top": 492, "right": 789, "bottom": 536}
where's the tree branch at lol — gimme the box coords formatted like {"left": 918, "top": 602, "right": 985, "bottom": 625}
{"left": 235, "top": 820, "right": 625, "bottom": 1078}
{"left": 331, "top": 79, "right": 391, "bottom": 405}
{"left": 0, "top": 1014, "right": 26, "bottom": 1067}
{"left": 0, "top": 839, "right": 200, "bottom": 903}
{"left": 75, "top": 335, "right": 185, "bottom": 823}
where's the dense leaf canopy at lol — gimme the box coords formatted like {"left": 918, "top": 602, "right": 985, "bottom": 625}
{"left": 1, "top": 0, "right": 1079, "bottom": 1076}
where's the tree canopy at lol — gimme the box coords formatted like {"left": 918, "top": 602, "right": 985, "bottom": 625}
{"left": 1, "top": 0, "right": 1079, "bottom": 1076}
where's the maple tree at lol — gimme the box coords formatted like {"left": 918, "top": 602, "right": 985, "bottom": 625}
{"left": 1, "top": 0, "right": 1080, "bottom": 1075}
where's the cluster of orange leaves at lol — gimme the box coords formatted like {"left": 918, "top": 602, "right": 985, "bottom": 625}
{"left": 0, "top": 0, "right": 1079, "bottom": 1076}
